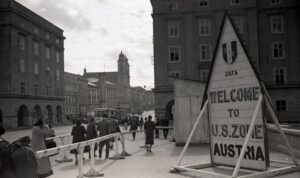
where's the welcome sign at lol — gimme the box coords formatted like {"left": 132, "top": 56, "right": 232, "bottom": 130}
{"left": 207, "top": 16, "right": 268, "bottom": 170}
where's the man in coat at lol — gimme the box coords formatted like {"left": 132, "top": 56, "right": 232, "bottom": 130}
{"left": 87, "top": 118, "right": 98, "bottom": 158}
{"left": 129, "top": 115, "right": 139, "bottom": 140}
{"left": 97, "top": 114, "right": 110, "bottom": 159}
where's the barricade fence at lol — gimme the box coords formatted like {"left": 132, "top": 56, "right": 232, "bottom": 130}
{"left": 45, "top": 134, "right": 73, "bottom": 162}
{"left": 36, "top": 129, "right": 145, "bottom": 177}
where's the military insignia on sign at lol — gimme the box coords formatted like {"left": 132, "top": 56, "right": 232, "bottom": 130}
{"left": 222, "top": 41, "right": 237, "bottom": 64}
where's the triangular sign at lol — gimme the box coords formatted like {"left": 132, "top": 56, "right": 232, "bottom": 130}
{"left": 206, "top": 15, "right": 269, "bottom": 171}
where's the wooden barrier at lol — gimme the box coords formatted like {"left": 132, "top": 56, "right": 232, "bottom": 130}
{"left": 45, "top": 134, "right": 73, "bottom": 163}
{"left": 37, "top": 133, "right": 120, "bottom": 178}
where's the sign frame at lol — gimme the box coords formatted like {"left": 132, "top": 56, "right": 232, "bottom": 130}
{"left": 170, "top": 12, "right": 300, "bottom": 178}
{"left": 205, "top": 13, "right": 269, "bottom": 171}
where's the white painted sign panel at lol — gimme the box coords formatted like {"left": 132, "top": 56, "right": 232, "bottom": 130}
{"left": 207, "top": 17, "right": 268, "bottom": 170}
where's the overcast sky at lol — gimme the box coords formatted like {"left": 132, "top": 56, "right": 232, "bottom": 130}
{"left": 16, "top": 0, "right": 154, "bottom": 88}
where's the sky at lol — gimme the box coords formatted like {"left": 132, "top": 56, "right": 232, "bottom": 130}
{"left": 16, "top": 0, "right": 154, "bottom": 88}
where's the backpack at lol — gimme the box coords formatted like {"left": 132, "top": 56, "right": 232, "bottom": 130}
{"left": 10, "top": 136, "right": 38, "bottom": 178}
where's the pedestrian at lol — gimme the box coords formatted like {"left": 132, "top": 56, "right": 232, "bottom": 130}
{"left": 129, "top": 115, "right": 139, "bottom": 140}
{"left": 123, "top": 116, "right": 129, "bottom": 131}
{"left": 154, "top": 117, "right": 160, "bottom": 138}
{"left": 70, "top": 119, "right": 88, "bottom": 165}
{"left": 31, "top": 118, "right": 53, "bottom": 177}
{"left": 0, "top": 125, "right": 16, "bottom": 178}
{"left": 144, "top": 115, "right": 155, "bottom": 152}
{"left": 139, "top": 117, "right": 144, "bottom": 130}
{"left": 44, "top": 124, "right": 56, "bottom": 149}
{"left": 86, "top": 118, "right": 98, "bottom": 158}
{"left": 107, "top": 117, "right": 120, "bottom": 149}
{"left": 161, "top": 118, "right": 169, "bottom": 139}
{"left": 97, "top": 113, "right": 110, "bottom": 159}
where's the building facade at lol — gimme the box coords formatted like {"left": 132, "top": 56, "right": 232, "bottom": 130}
{"left": 64, "top": 72, "right": 89, "bottom": 119}
{"left": 83, "top": 51, "right": 131, "bottom": 112}
{"left": 0, "top": 0, "right": 65, "bottom": 128}
{"left": 130, "top": 87, "right": 155, "bottom": 114}
{"left": 151, "top": 0, "right": 300, "bottom": 122}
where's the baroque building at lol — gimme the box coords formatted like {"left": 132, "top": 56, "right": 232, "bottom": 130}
{"left": 151, "top": 0, "right": 300, "bottom": 122}
{"left": 0, "top": 0, "right": 65, "bottom": 128}
{"left": 83, "top": 51, "right": 131, "bottom": 112}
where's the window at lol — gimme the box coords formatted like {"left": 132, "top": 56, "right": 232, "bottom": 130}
{"left": 199, "top": 44, "right": 212, "bottom": 61}
{"left": 20, "top": 81, "right": 25, "bottom": 94}
{"left": 56, "top": 88, "right": 60, "bottom": 96}
{"left": 230, "top": 0, "right": 240, "bottom": 5}
{"left": 168, "top": 1, "right": 178, "bottom": 10}
{"left": 19, "top": 34, "right": 26, "bottom": 51}
{"left": 20, "top": 59, "right": 25, "bottom": 72}
{"left": 276, "top": 100, "right": 286, "bottom": 111}
{"left": 46, "top": 86, "right": 50, "bottom": 96}
{"left": 45, "top": 45, "right": 50, "bottom": 59}
{"left": 45, "top": 32, "right": 50, "bottom": 39}
{"left": 56, "top": 69, "right": 60, "bottom": 80}
{"left": 55, "top": 51, "right": 60, "bottom": 63}
{"left": 169, "top": 71, "right": 180, "bottom": 78}
{"left": 270, "top": 0, "right": 281, "bottom": 5}
{"left": 200, "top": 69, "right": 210, "bottom": 82}
{"left": 45, "top": 67, "right": 50, "bottom": 76}
{"left": 232, "top": 16, "right": 244, "bottom": 34}
{"left": 168, "top": 21, "right": 180, "bottom": 38}
{"left": 199, "top": 0, "right": 209, "bottom": 7}
{"left": 274, "top": 68, "right": 285, "bottom": 84}
{"left": 272, "top": 42, "right": 284, "bottom": 59}
{"left": 34, "top": 63, "right": 39, "bottom": 75}
{"left": 33, "top": 27, "right": 39, "bottom": 34}
{"left": 199, "top": 18, "right": 211, "bottom": 36}
{"left": 33, "top": 41, "right": 39, "bottom": 56}
{"left": 56, "top": 38, "right": 60, "bottom": 44}
{"left": 34, "top": 83, "right": 39, "bottom": 95}
{"left": 271, "top": 16, "right": 283, "bottom": 33}
{"left": 168, "top": 46, "right": 180, "bottom": 62}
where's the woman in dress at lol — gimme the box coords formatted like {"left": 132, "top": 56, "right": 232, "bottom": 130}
{"left": 71, "top": 119, "right": 87, "bottom": 165}
{"left": 31, "top": 119, "right": 53, "bottom": 178}
{"left": 144, "top": 115, "right": 155, "bottom": 152}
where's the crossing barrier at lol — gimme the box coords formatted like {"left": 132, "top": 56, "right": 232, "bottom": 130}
{"left": 36, "top": 129, "right": 145, "bottom": 177}
{"left": 45, "top": 134, "right": 73, "bottom": 163}
{"left": 120, "top": 129, "right": 144, "bottom": 155}
{"left": 37, "top": 133, "right": 120, "bottom": 178}
{"left": 155, "top": 126, "right": 175, "bottom": 142}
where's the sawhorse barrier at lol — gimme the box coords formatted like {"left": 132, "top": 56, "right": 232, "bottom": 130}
{"left": 37, "top": 129, "right": 145, "bottom": 177}
{"left": 45, "top": 134, "right": 73, "bottom": 163}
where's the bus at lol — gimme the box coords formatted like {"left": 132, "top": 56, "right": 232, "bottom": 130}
{"left": 94, "top": 108, "right": 127, "bottom": 123}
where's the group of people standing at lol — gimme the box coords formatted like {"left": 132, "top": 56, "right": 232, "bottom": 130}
{"left": 70, "top": 113, "right": 120, "bottom": 165}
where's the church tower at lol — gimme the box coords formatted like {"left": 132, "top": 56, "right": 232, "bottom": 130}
{"left": 118, "top": 51, "right": 130, "bottom": 86}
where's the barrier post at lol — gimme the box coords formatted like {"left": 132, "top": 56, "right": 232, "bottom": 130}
{"left": 120, "top": 133, "right": 131, "bottom": 156}
{"left": 109, "top": 134, "right": 125, "bottom": 160}
{"left": 84, "top": 143, "right": 104, "bottom": 177}
{"left": 77, "top": 146, "right": 85, "bottom": 178}
{"left": 55, "top": 135, "right": 73, "bottom": 163}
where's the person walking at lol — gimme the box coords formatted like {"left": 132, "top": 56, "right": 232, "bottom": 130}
{"left": 0, "top": 125, "right": 16, "bottom": 178}
{"left": 86, "top": 118, "right": 98, "bottom": 158}
{"left": 139, "top": 117, "right": 144, "bottom": 130}
{"left": 144, "top": 115, "right": 155, "bottom": 152}
{"left": 161, "top": 118, "right": 169, "bottom": 139}
{"left": 129, "top": 115, "right": 139, "bottom": 140}
{"left": 31, "top": 119, "right": 53, "bottom": 178}
{"left": 154, "top": 117, "right": 160, "bottom": 138}
{"left": 71, "top": 119, "right": 88, "bottom": 165}
{"left": 97, "top": 113, "right": 110, "bottom": 159}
